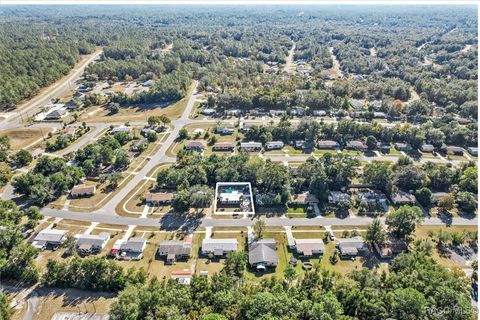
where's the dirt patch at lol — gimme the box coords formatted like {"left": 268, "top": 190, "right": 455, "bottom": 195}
{"left": 0, "top": 128, "right": 53, "bottom": 150}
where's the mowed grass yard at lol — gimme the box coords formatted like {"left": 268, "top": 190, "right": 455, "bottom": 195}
{"left": 81, "top": 82, "right": 196, "bottom": 123}
{"left": 0, "top": 128, "right": 53, "bottom": 150}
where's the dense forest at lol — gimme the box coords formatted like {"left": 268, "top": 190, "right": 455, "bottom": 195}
{"left": 0, "top": 5, "right": 477, "bottom": 121}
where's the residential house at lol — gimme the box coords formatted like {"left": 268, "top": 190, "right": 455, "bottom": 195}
{"left": 317, "top": 140, "right": 340, "bottom": 149}
{"left": 185, "top": 140, "right": 206, "bottom": 153}
{"left": 248, "top": 239, "right": 279, "bottom": 270}
{"left": 421, "top": 144, "right": 435, "bottom": 152}
{"left": 131, "top": 139, "right": 147, "bottom": 152}
{"left": 216, "top": 126, "right": 235, "bottom": 135}
{"left": 213, "top": 142, "right": 235, "bottom": 152}
{"left": 446, "top": 146, "right": 464, "bottom": 155}
{"left": 143, "top": 79, "right": 155, "bottom": 87}
{"left": 269, "top": 110, "right": 286, "bottom": 117}
{"left": 294, "top": 140, "right": 309, "bottom": 150}
{"left": 395, "top": 143, "right": 412, "bottom": 152}
{"left": 294, "top": 238, "right": 325, "bottom": 257}
{"left": 312, "top": 110, "right": 327, "bottom": 117}
{"left": 328, "top": 191, "right": 351, "bottom": 204}
{"left": 290, "top": 192, "right": 319, "bottom": 206}
{"left": 201, "top": 108, "right": 216, "bottom": 116}
{"left": 32, "top": 229, "right": 67, "bottom": 250}
{"left": 71, "top": 185, "right": 96, "bottom": 197}
{"left": 431, "top": 192, "right": 450, "bottom": 204}
{"left": 75, "top": 232, "right": 110, "bottom": 255}
{"left": 265, "top": 141, "right": 284, "bottom": 150}
{"left": 157, "top": 240, "right": 192, "bottom": 264}
{"left": 350, "top": 99, "right": 365, "bottom": 110}
{"left": 115, "top": 238, "right": 147, "bottom": 260}
{"left": 358, "top": 191, "right": 389, "bottom": 213}
{"left": 373, "top": 112, "right": 387, "bottom": 119}
{"left": 391, "top": 192, "right": 416, "bottom": 205}
{"left": 45, "top": 109, "right": 67, "bottom": 120}
{"left": 240, "top": 142, "right": 262, "bottom": 152}
{"left": 145, "top": 192, "right": 174, "bottom": 205}
{"left": 374, "top": 239, "right": 408, "bottom": 259}
{"left": 336, "top": 236, "right": 367, "bottom": 259}
{"left": 112, "top": 126, "right": 132, "bottom": 134}
{"left": 226, "top": 109, "right": 242, "bottom": 117}
{"left": 346, "top": 140, "right": 367, "bottom": 151}
{"left": 201, "top": 238, "right": 238, "bottom": 257}
{"left": 467, "top": 147, "right": 478, "bottom": 156}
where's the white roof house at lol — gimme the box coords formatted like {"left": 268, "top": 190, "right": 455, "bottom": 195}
{"left": 265, "top": 141, "right": 284, "bottom": 150}
{"left": 201, "top": 238, "right": 238, "bottom": 256}
{"left": 294, "top": 238, "right": 325, "bottom": 257}
{"left": 112, "top": 126, "right": 132, "bottom": 134}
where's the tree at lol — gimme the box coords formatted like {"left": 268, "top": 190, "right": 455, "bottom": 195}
{"left": 437, "top": 194, "right": 455, "bottom": 214}
{"left": 178, "top": 128, "right": 189, "bottom": 140}
{"left": 366, "top": 135, "right": 378, "bottom": 150}
{"left": 13, "top": 149, "right": 33, "bottom": 167}
{"left": 172, "top": 189, "right": 191, "bottom": 213}
{"left": 366, "top": 218, "right": 386, "bottom": 246}
{"left": 455, "top": 191, "right": 477, "bottom": 214}
{"left": 385, "top": 205, "right": 423, "bottom": 239}
{"left": 189, "top": 185, "right": 214, "bottom": 210}
{"left": 253, "top": 218, "right": 266, "bottom": 239}
{"left": 62, "top": 234, "right": 78, "bottom": 257}
{"left": 394, "top": 166, "right": 426, "bottom": 191}
{"left": 415, "top": 187, "right": 432, "bottom": 207}
{"left": 224, "top": 251, "right": 247, "bottom": 278}
{"left": 0, "top": 292, "right": 10, "bottom": 320}
{"left": 309, "top": 292, "right": 344, "bottom": 320}
{"left": 284, "top": 265, "right": 297, "bottom": 283}
{"left": 363, "top": 162, "right": 393, "bottom": 194}
{"left": 0, "top": 163, "right": 12, "bottom": 187}
{"left": 109, "top": 172, "right": 123, "bottom": 189}
{"left": 389, "top": 288, "right": 426, "bottom": 320}
{"left": 202, "top": 314, "right": 227, "bottom": 320}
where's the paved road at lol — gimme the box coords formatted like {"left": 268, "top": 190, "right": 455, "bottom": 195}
{"left": 0, "top": 50, "right": 103, "bottom": 131}
{"left": 284, "top": 41, "right": 296, "bottom": 73}
{"left": 95, "top": 81, "right": 199, "bottom": 215}
{"left": 58, "top": 125, "right": 105, "bottom": 156}
{"left": 41, "top": 207, "right": 477, "bottom": 228}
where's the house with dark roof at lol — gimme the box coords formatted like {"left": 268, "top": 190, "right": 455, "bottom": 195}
{"left": 395, "top": 143, "right": 412, "bottom": 152}
{"left": 328, "top": 191, "right": 351, "bottom": 204}
{"left": 317, "top": 140, "right": 340, "bottom": 149}
{"left": 185, "top": 140, "right": 206, "bottom": 152}
{"left": 374, "top": 239, "right": 408, "bottom": 259}
{"left": 346, "top": 140, "right": 367, "bottom": 151}
{"left": 45, "top": 108, "right": 68, "bottom": 120}
{"left": 158, "top": 240, "right": 192, "bottom": 264}
{"left": 446, "top": 146, "right": 464, "bottom": 155}
{"left": 248, "top": 239, "right": 279, "bottom": 270}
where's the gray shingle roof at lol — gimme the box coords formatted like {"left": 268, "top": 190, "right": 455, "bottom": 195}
{"left": 158, "top": 240, "right": 192, "bottom": 257}
{"left": 248, "top": 239, "right": 278, "bottom": 265}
